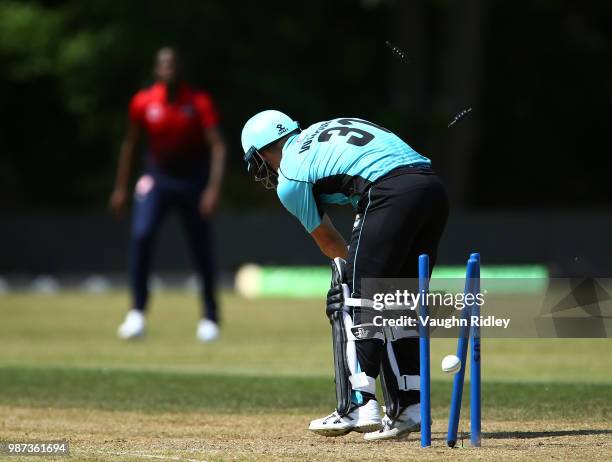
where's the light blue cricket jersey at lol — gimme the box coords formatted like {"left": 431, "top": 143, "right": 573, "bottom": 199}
{"left": 276, "top": 117, "right": 431, "bottom": 232}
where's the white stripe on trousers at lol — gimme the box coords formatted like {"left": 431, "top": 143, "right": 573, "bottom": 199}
{"left": 351, "top": 188, "right": 372, "bottom": 297}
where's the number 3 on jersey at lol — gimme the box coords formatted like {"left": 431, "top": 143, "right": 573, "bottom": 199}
{"left": 317, "top": 118, "right": 390, "bottom": 147}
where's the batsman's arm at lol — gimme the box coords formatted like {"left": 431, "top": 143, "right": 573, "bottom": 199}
{"left": 311, "top": 215, "right": 348, "bottom": 260}
{"left": 109, "top": 120, "right": 141, "bottom": 217}
{"left": 277, "top": 181, "right": 346, "bottom": 257}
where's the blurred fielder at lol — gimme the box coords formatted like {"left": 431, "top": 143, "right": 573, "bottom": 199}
{"left": 241, "top": 111, "right": 448, "bottom": 440}
{"left": 110, "top": 47, "right": 226, "bottom": 342}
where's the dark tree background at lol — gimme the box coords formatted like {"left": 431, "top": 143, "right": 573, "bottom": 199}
{"left": 1, "top": 0, "right": 611, "bottom": 211}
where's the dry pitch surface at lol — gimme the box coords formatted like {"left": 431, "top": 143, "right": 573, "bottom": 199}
{"left": 2, "top": 407, "right": 610, "bottom": 461}
{"left": 1, "top": 291, "right": 610, "bottom": 461}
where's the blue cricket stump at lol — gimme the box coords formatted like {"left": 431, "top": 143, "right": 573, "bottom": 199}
{"left": 447, "top": 253, "right": 481, "bottom": 447}
{"left": 418, "top": 254, "right": 431, "bottom": 448}
{"left": 470, "top": 253, "right": 482, "bottom": 447}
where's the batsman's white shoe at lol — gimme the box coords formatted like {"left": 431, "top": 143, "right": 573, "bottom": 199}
{"left": 308, "top": 400, "right": 382, "bottom": 437}
{"left": 363, "top": 403, "right": 420, "bottom": 441}
{"left": 117, "top": 310, "right": 145, "bottom": 340}
{"left": 196, "top": 319, "right": 219, "bottom": 342}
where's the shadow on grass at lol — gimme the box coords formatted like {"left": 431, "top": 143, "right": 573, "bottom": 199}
{"left": 484, "top": 429, "right": 612, "bottom": 439}
{"left": 423, "top": 429, "right": 612, "bottom": 447}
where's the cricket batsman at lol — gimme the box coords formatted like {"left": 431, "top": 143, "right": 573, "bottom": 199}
{"left": 241, "top": 111, "right": 448, "bottom": 440}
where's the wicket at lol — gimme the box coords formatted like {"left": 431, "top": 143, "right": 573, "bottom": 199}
{"left": 419, "top": 252, "right": 482, "bottom": 448}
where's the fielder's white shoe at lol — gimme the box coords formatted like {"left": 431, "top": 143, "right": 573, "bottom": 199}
{"left": 117, "top": 310, "right": 145, "bottom": 340}
{"left": 363, "top": 403, "right": 420, "bottom": 441}
{"left": 308, "top": 400, "right": 382, "bottom": 437}
{"left": 196, "top": 319, "right": 219, "bottom": 342}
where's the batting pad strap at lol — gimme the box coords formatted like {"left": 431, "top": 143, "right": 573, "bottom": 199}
{"left": 345, "top": 297, "right": 374, "bottom": 308}
{"left": 349, "top": 323, "right": 386, "bottom": 341}
{"left": 349, "top": 372, "right": 377, "bottom": 394}
{"left": 398, "top": 374, "right": 420, "bottom": 391}
{"left": 383, "top": 325, "right": 418, "bottom": 341}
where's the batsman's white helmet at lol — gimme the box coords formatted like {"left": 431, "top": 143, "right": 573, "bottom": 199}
{"left": 241, "top": 110, "right": 300, "bottom": 189}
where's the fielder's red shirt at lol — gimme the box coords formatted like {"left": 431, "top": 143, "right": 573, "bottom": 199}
{"left": 129, "top": 82, "right": 219, "bottom": 165}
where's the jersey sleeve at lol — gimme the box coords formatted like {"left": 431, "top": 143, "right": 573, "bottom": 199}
{"left": 194, "top": 91, "right": 219, "bottom": 129}
{"left": 128, "top": 91, "right": 147, "bottom": 125}
{"left": 277, "top": 180, "right": 323, "bottom": 233}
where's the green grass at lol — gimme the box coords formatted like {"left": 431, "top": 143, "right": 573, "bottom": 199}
{"left": 0, "top": 366, "right": 609, "bottom": 421}
{"left": 0, "top": 291, "right": 610, "bottom": 421}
